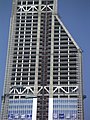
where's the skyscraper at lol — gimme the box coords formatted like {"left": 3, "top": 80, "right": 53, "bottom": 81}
{"left": 1, "top": 0, "right": 84, "bottom": 120}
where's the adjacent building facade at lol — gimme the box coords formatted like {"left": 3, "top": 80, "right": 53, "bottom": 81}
{"left": 1, "top": 0, "right": 84, "bottom": 120}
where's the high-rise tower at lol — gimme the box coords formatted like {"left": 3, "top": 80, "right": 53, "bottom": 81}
{"left": 1, "top": 0, "right": 84, "bottom": 120}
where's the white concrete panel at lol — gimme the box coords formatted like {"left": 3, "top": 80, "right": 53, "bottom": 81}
{"left": 48, "top": 98, "right": 53, "bottom": 120}
{"left": 32, "top": 98, "right": 37, "bottom": 120}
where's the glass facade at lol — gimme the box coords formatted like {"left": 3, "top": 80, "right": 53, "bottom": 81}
{"left": 53, "top": 98, "right": 78, "bottom": 120}
{"left": 8, "top": 99, "right": 33, "bottom": 120}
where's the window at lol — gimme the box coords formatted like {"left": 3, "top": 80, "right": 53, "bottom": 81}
{"left": 23, "top": 1, "right": 26, "bottom": 5}
{"left": 28, "top": 1, "right": 33, "bottom": 5}
{"left": 17, "top": 1, "right": 21, "bottom": 5}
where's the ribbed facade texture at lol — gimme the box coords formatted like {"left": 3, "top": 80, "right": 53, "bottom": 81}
{"left": 1, "top": 0, "right": 84, "bottom": 120}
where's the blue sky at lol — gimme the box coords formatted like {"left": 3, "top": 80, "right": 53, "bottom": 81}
{"left": 0, "top": 0, "right": 90, "bottom": 119}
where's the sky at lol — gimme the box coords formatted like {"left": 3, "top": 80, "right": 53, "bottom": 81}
{"left": 0, "top": 0, "right": 90, "bottom": 119}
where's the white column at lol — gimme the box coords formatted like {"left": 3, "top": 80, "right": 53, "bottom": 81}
{"left": 32, "top": 98, "right": 37, "bottom": 120}
{"left": 48, "top": 98, "right": 53, "bottom": 120}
